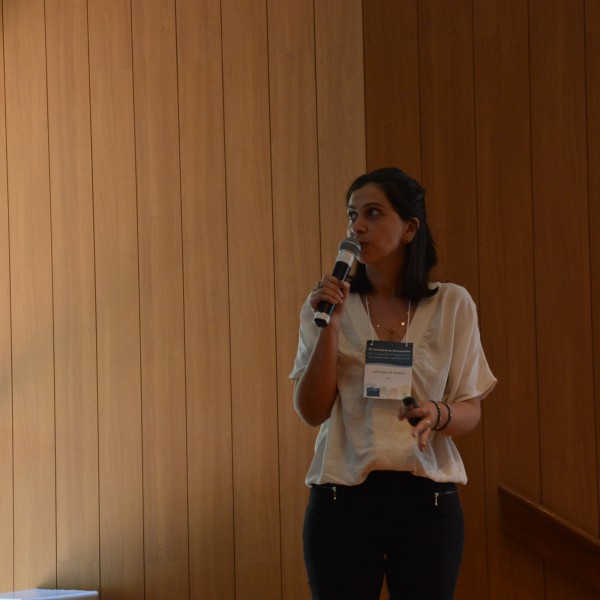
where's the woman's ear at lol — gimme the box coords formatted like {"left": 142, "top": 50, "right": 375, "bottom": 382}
{"left": 403, "top": 218, "right": 420, "bottom": 243}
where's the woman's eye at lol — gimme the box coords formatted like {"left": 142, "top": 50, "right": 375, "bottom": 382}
{"left": 347, "top": 212, "right": 357, "bottom": 222}
{"left": 367, "top": 208, "right": 379, "bottom": 217}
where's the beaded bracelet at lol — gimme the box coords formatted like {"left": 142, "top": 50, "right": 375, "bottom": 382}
{"left": 435, "top": 401, "right": 453, "bottom": 431}
{"left": 428, "top": 400, "right": 441, "bottom": 430}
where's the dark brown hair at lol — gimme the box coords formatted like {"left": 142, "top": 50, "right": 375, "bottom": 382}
{"left": 346, "top": 167, "right": 438, "bottom": 299}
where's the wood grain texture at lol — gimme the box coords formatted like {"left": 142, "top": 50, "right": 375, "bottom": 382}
{"left": 315, "top": 0, "right": 366, "bottom": 266}
{"left": 1, "top": 1, "right": 369, "bottom": 598}
{"left": 364, "top": 2, "right": 600, "bottom": 598}
{"left": 529, "top": 0, "right": 596, "bottom": 539}
{"left": 586, "top": 1, "right": 600, "bottom": 557}
{"left": 45, "top": 0, "right": 100, "bottom": 589}
{"left": 418, "top": 0, "right": 479, "bottom": 288}
{"left": 499, "top": 485, "right": 600, "bottom": 592}
{"left": 8, "top": 1, "right": 600, "bottom": 598}
{"left": 363, "top": 0, "right": 421, "bottom": 176}
{"left": 4, "top": 0, "right": 57, "bottom": 588}
{"left": 131, "top": 0, "right": 189, "bottom": 597}
{"left": 221, "top": 0, "right": 281, "bottom": 596}
{"left": 0, "top": 0, "right": 13, "bottom": 590}
{"left": 417, "top": 2, "right": 487, "bottom": 597}
{"left": 268, "top": 0, "right": 320, "bottom": 598}
{"left": 89, "top": 1, "right": 145, "bottom": 597}
{"left": 176, "top": 0, "right": 235, "bottom": 598}
{"left": 473, "top": 0, "right": 544, "bottom": 597}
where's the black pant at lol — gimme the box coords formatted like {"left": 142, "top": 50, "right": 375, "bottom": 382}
{"left": 303, "top": 470, "right": 464, "bottom": 600}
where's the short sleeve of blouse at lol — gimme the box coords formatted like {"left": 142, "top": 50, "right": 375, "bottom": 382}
{"left": 443, "top": 287, "right": 496, "bottom": 403}
{"left": 289, "top": 297, "right": 318, "bottom": 380}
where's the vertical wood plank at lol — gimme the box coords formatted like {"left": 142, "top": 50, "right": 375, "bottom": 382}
{"left": 131, "top": 0, "right": 189, "bottom": 597}
{"left": 587, "top": 0, "right": 600, "bottom": 552}
{"left": 4, "top": 0, "right": 56, "bottom": 588}
{"left": 530, "top": 0, "right": 595, "bottom": 524}
{"left": 268, "top": 1, "right": 320, "bottom": 598}
{"left": 314, "top": 0, "right": 366, "bottom": 265}
{"left": 473, "top": 0, "right": 544, "bottom": 597}
{"left": 418, "top": 2, "right": 488, "bottom": 598}
{"left": 45, "top": 0, "right": 100, "bottom": 589}
{"left": 363, "top": 0, "right": 421, "bottom": 176}
{"left": 176, "top": 1, "right": 235, "bottom": 598}
{"left": 88, "top": 1, "right": 145, "bottom": 597}
{"left": 529, "top": 1, "right": 597, "bottom": 597}
{"left": 0, "top": 0, "right": 13, "bottom": 590}
{"left": 221, "top": 0, "right": 281, "bottom": 597}
{"left": 419, "top": 0, "right": 479, "bottom": 287}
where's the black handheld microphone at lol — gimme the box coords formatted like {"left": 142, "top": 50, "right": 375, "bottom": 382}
{"left": 313, "top": 237, "right": 361, "bottom": 328}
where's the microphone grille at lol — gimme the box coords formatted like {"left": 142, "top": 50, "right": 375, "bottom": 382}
{"left": 339, "top": 237, "right": 361, "bottom": 255}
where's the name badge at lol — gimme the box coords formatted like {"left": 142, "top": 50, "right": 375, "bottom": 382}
{"left": 363, "top": 341, "right": 413, "bottom": 400}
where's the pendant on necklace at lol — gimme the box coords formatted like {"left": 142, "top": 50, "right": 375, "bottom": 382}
{"left": 365, "top": 294, "right": 410, "bottom": 336}
{"left": 375, "top": 320, "right": 406, "bottom": 334}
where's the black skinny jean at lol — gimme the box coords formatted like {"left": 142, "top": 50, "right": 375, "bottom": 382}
{"left": 303, "top": 470, "right": 464, "bottom": 600}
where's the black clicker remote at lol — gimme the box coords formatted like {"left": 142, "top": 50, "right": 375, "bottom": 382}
{"left": 402, "top": 396, "right": 422, "bottom": 426}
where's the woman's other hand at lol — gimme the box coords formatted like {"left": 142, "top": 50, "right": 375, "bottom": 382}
{"left": 398, "top": 399, "right": 439, "bottom": 451}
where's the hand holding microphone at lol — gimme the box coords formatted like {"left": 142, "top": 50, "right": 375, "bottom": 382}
{"left": 313, "top": 237, "right": 361, "bottom": 327}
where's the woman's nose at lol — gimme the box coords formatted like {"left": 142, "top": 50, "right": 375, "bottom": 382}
{"left": 349, "top": 219, "right": 366, "bottom": 235}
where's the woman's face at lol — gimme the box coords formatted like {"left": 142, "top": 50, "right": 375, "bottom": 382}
{"left": 346, "top": 183, "right": 418, "bottom": 267}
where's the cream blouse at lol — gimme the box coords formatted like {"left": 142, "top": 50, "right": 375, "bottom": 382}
{"left": 290, "top": 282, "right": 497, "bottom": 486}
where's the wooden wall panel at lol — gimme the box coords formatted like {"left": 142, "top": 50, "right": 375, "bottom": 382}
{"left": 529, "top": 4, "right": 598, "bottom": 596}
{"left": 268, "top": 1, "right": 320, "bottom": 598}
{"left": 0, "top": 0, "right": 13, "bottom": 590}
{"left": 221, "top": 1, "right": 281, "bottom": 597}
{"left": 363, "top": 0, "right": 421, "bottom": 176}
{"left": 45, "top": 0, "right": 100, "bottom": 589}
{"left": 89, "top": 2, "right": 145, "bottom": 599}
{"left": 131, "top": 1, "right": 189, "bottom": 597}
{"left": 417, "top": 3, "right": 487, "bottom": 598}
{"left": 4, "top": 0, "right": 57, "bottom": 589}
{"left": 529, "top": 0, "right": 597, "bottom": 574}
{"left": 176, "top": 1, "right": 235, "bottom": 598}
{"left": 418, "top": 0, "right": 479, "bottom": 286}
{"left": 16, "top": 0, "right": 600, "bottom": 597}
{"left": 0, "top": 0, "right": 368, "bottom": 597}
{"left": 473, "top": 0, "right": 544, "bottom": 598}
{"left": 364, "top": 2, "right": 600, "bottom": 599}
{"left": 1, "top": 0, "right": 599, "bottom": 598}
{"left": 587, "top": 0, "right": 600, "bottom": 545}
{"left": 314, "top": 0, "right": 366, "bottom": 264}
